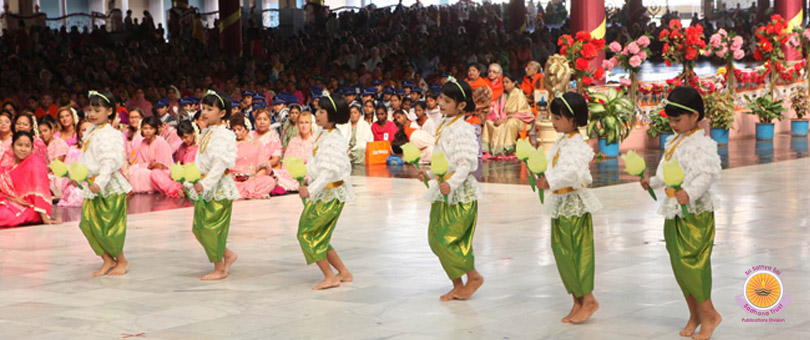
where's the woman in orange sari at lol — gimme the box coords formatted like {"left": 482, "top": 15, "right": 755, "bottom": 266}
{"left": 0, "top": 131, "right": 58, "bottom": 227}
{"left": 466, "top": 63, "right": 491, "bottom": 91}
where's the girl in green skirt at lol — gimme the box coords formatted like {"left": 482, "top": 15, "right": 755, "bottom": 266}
{"left": 187, "top": 89, "right": 240, "bottom": 281}
{"left": 416, "top": 77, "right": 484, "bottom": 301}
{"left": 79, "top": 90, "right": 133, "bottom": 276}
{"left": 297, "top": 93, "right": 355, "bottom": 290}
{"left": 641, "top": 86, "right": 722, "bottom": 340}
{"left": 537, "top": 92, "right": 602, "bottom": 323}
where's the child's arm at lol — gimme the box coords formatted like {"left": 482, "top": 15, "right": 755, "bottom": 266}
{"left": 198, "top": 160, "right": 229, "bottom": 194}
{"left": 681, "top": 142, "right": 722, "bottom": 201}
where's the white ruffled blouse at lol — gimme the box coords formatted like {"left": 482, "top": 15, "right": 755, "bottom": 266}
{"left": 307, "top": 128, "right": 356, "bottom": 203}
{"left": 650, "top": 130, "right": 721, "bottom": 219}
{"left": 424, "top": 116, "right": 483, "bottom": 204}
{"left": 80, "top": 123, "right": 132, "bottom": 199}
{"left": 542, "top": 132, "right": 602, "bottom": 218}
{"left": 186, "top": 124, "right": 241, "bottom": 202}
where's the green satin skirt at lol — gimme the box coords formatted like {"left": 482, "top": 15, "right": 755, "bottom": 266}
{"left": 79, "top": 194, "right": 127, "bottom": 258}
{"left": 428, "top": 201, "right": 478, "bottom": 280}
{"left": 192, "top": 199, "right": 233, "bottom": 263}
{"left": 297, "top": 199, "right": 345, "bottom": 265}
{"left": 665, "top": 211, "right": 715, "bottom": 304}
{"left": 551, "top": 213, "right": 595, "bottom": 298}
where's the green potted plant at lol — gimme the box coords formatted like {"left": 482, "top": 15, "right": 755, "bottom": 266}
{"left": 705, "top": 91, "right": 736, "bottom": 144}
{"left": 647, "top": 110, "right": 674, "bottom": 149}
{"left": 586, "top": 87, "right": 634, "bottom": 157}
{"left": 744, "top": 94, "right": 786, "bottom": 140}
{"left": 790, "top": 91, "right": 809, "bottom": 136}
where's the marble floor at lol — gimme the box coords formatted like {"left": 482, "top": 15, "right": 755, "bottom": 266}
{"left": 1, "top": 153, "right": 809, "bottom": 339}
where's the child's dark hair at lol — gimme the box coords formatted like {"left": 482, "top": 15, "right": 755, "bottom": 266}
{"left": 665, "top": 86, "right": 705, "bottom": 120}
{"left": 414, "top": 101, "right": 426, "bottom": 110}
{"left": 88, "top": 90, "right": 117, "bottom": 115}
{"left": 321, "top": 94, "right": 350, "bottom": 124}
{"left": 177, "top": 121, "right": 195, "bottom": 137}
{"left": 38, "top": 115, "right": 57, "bottom": 130}
{"left": 441, "top": 79, "right": 475, "bottom": 113}
{"left": 393, "top": 109, "right": 406, "bottom": 119}
{"left": 193, "top": 110, "right": 202, "bottom": 121}
{"left": 141, "top": 116, "right": 162, "bottom": 134}
{"left": 12, "top": 130, "right": 34, "bottom": 145}
{"left": 202, "top": 89, "right": 232, "bottom": 120}
{"left": 550, "top": 92, "right": 588, "bottom": 127}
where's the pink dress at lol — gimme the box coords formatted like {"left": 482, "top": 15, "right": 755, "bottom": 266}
{"left": 231, "top": 139, "right": 276, "bottom": 199}
{"left": 371, "top": 121, "right": 398, "bottom": 141}
{"left": 0, "top": 152, "right": 52, "bottom": 227}
{"left": 46, "top": 138, "right": 69, "bottom": 163}
{"left": 54, "top": 131, "right": 78, "bottom": 147}
{"left": 33, "top": 137, "right": 48, "bottom": 161}
{"left": 128, "top": 136, "right": 174, "bottom": 193}
{"left": 276, "top": 135, "right": 314, "bottom": 191}
{"left": 57, "top": 146, "right": 84, "bottom": 207}
{"left": 160, "top": 126, "right": 183, "bottom": 152}
{"left": 126, "top": 133, "right": 144, "bottom": 165}
{"left": 152, "top": 143, "right": 198, "bottom": 198}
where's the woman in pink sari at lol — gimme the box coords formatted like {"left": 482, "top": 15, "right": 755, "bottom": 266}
{"left": 0, "top": 112, "right": 14, "bottom": 154}
{"left": 0, "top": 131, "right": 58, "bottom": 227}
{"left": 151, "top": 121, "right": 197, "bottom": 197}
{"left": 276, "top": 110, "right": 315, "bottom": 192}
{"left": 58, "top": 119, "right": 92, "bottom": 207}
{"left": 12, "top": 113, "right": 48, "bottom": 161}
{"left": 128, "top": 116, "right": 174, "bottom": 193}
{"left": 125, "top": 108, "right": 145, "bottom": 165}
{"left": 159, "top": 120, "right": 183, "bottom": 153}
{"left": 54, "top": 106, "right": 79, "bottom": 147}
{"left": 38, "top": 116, "right": 69, "bottom": 200}
{"left": 230, "top": 113, "right": 276, "bottom": 199}
{"left": 250, "top": 109, "right": 284, "bottom": 195}
{"left": 482, "top": 73, "right": 536, "bottom": 157}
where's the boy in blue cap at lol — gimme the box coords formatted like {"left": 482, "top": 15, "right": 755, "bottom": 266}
{"left": 155, "top": 98, "right": 177, "bottom": 127}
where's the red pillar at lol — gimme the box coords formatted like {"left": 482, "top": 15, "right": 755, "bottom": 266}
{"left": 219, "top": 0, "right": 242, "bottom": 55}
{"left": 775, "top": 0, "right": 803, "bottom": 61}
{"left": 571, "top": 0, "right": 606, "bottom": 83}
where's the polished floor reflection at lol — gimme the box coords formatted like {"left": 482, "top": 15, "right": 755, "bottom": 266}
{"left": 1, "top": 156, "right": 808, "bottom": 339}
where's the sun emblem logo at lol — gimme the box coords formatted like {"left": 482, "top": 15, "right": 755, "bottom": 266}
{"left": 744, "top": 271, "right": 783, "bottom": 310}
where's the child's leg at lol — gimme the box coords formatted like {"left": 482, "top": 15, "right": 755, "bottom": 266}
{"left": 108, "top": 251, "right": 130, "bottom": 276}
{"left": 223, "top": 247, "right": 238, "bottom": 274}
{"left": 455, "top": 269, "right": 484, "bottom": 299}
{"left": 93, "top": 253, "right": 117, "bottom": 277}
{"left": 312, "top": 259, "right": 340, "bottom": 290}
{"left": 440, "top": 278, "right": 464, "bottom": 302}
{"left": 680, "top": 295, "right": 700, "bottom": 337}
{"left": 326, "top": 249, "right": 352, "bottom": 282}
{"left": 202, "top": 259, "right": 227, "bottom": 281}
{"left": 692, "top": 298, "right": 721, "bottom": 340}
{"left": 562, "top": 294, "right": 583, "bottom": 323}
{"left": 570, "top": 292, "right": 599, "bottom": 324}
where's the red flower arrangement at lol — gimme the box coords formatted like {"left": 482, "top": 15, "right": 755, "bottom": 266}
{"left": 658, "top": 20, "right": 706, "bottom": 80}
{"left": 558, "top": 31, "right": 606, "bottom": 92}
{"left": 754, "top": 15, "right": 792, "bottom": 95}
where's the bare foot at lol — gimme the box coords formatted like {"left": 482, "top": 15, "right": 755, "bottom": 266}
{"left": 680, "top": 317, "right": 701, "bottom": 337}
{"left": 336, "top": 271, "right": 353, "bottom": 282}
{"left": 570, "top": 299, "right": 599, "bottom": 324}
{"left": 223, "top": 252, "right": 238, "bottom": 275}
{"left": 454, "top": 275, "right": 484, "bottom": 300}
{"left": 562, "top": 300, "right": 583, "bottom": 323}
{"left": 201, "top": 269, "right": 228, "bottom": 281}
{"left": 93, "top": 259, "right": 116, "bottom": 277}
{"left": 312, "top": 276, "right": 341, "bottom": 290}
{"left": 692, "top": 311, "right": 721, "bottom": 340}
{"left": 439, "top": 286, "right": 462, "bottom": 301}
{"left": 107, "top": 258, "right": 129, "bottom": 276}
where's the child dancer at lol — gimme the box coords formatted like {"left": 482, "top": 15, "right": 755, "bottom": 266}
{"left": 416, "top": 77, "right": 484, "bottom": 301}
{"left": 187, "top": 89, "right": 240, "bottom": 280}
{"left": 537, "top": 92, "right": 602, "bottom": 323}
{"left": 641, "top": 86, "right": 722, "bottom": 340}
{"left": 297, "top": 93, "right": 355, "bottom": 290}
{"left": 78, "top": 90, "right": 133, "bottom": 276}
